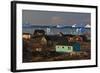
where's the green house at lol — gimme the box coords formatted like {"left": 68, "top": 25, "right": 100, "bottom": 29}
{"left": 56, "top": 45, "right": 73, "bottom": 52}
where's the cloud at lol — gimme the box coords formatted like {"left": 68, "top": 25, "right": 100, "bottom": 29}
{"left": 51, "top": 16, "right": 65, "bottom": 24}
{"left": 83, "top": 18, "right": 91, "bottom": 25}
{"left": 65, "top": 19, "right": 78, "bottom": 24}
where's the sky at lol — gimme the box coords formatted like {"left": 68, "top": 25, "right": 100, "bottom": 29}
{"left": 22, "top": 10, "right": 91, "bottom": 26}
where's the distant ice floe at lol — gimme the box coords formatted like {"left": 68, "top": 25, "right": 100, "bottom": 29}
{"left": 72, "top": 24, "right": 91, "bottom": 28}
{"left": 85, "top": 24, "right": 91, "bottom": 28}
{"left": 72, "top": 24, "right": 77, "bottom": 27}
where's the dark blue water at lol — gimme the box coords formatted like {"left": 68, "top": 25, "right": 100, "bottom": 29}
{"left": 23, "top": 27, "right": 90, "bottom": 35}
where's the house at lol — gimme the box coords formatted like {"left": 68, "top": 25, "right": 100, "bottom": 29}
{"left": 55, "top": 42, "right": 80, "bottom": 53}
{"left": 56, "top": 45, "right": 73, "bottom": 52}
{"left": 23, "top": 33, "right": 32, "bottom": 40}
